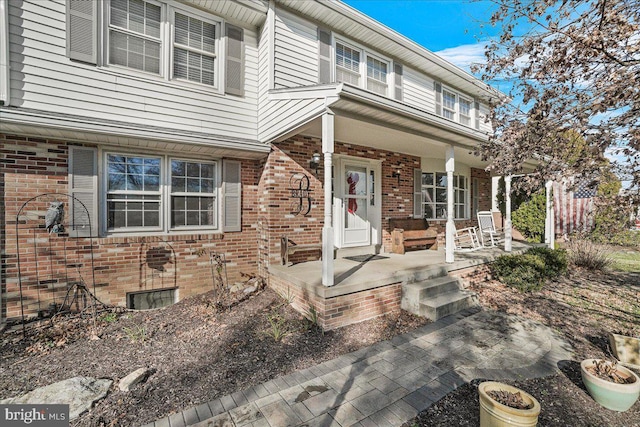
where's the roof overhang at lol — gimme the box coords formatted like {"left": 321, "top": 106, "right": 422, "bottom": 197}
{"left": 0, "top": 107, "right": 271, "bottom": 160}
{"left": 275, "top": 0, "right": 503, "bottom": 102}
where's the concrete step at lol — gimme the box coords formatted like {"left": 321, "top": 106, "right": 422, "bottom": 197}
{"left": 419, "top": 290, "right": 478, "bottom": 321}
{"left": 401, "top": 275, "right": 460, "bottom": 315}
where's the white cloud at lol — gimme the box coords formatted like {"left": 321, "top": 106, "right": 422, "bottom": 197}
{"left": 435, "top": 42, "right": 488, "bottom": 72}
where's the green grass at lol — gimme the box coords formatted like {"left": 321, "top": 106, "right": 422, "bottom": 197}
{"left": 609, "top": 250, "right": 640, "bottom": 272}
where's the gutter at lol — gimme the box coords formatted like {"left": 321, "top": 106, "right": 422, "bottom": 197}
{"left": 0, "top": 0, "right": 10, "bottom": 106}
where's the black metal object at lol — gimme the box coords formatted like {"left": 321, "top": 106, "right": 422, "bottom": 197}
{"left": 15, "top": 192, "right": 100, "bottom": 337}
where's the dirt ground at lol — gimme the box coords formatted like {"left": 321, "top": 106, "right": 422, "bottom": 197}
{"left": 1, "top": 268, "right": 639, "bottom": 426}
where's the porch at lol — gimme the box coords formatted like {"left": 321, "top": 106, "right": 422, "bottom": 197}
{"left": 268, "top": 242, "right": 531, "bottom": 329}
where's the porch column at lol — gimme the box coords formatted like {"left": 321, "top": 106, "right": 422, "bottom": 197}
{"left": 491, "top": 176, "right": 501, "bottom": 212}
{"left": 322, "top": 112, "right": 335, "bottom": 287}
{"left": 545, "top": 180, "right": 555, "bottom": 249}
{"left": 445, "top": 145, "right": 455, "bottom": 263}
{"left": 504, "top": 175, "right": 512, "bottom": 252}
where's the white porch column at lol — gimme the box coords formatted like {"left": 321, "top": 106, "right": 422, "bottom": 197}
{"left": 504, "top": 175, "right": 512, "bottom": 252}
{"left": 545, "top": 180, "right": 555, "bottom": 249}
{"left": 322, "top": 112, "right": 335, "bottom": 287}
{"left": 445, "top": 145, "right": 455, "bottom": 263}
{"left": 491, "top": 176, "right": 501, "bottom": 212}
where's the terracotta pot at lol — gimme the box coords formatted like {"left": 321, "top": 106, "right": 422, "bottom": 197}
{"left": 478, "top": 381, "right": 541, "bottom": 427}
{"left": 609, "top": 333, "right": 640, "bottom": 369}
{"left": 580, "top": 359, "right": 640, "bottom": 412}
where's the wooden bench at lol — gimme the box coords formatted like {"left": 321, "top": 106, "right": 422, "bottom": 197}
{"left": 281, "top": 236, "right": 322, "bottom": 266}
{"left": 389, "top": 218, "right": 438, "bottom": 254}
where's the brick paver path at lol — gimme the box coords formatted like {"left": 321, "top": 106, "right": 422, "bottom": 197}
{"left": 144, "top": 308, "right": 573, "bottom": 427}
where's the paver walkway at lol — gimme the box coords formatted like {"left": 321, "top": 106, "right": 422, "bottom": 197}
{"left": 144, "top": 308, "right": 573, "bottom": 427}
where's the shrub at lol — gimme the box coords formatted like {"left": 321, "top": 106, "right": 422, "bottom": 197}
{"left": 567, "top": 238, "right": 612, "bottom": 271}
{"left": 590, "top": 230, "right": 640, "bottom": 248}
{"left": 512, "top": 192, "right": 547, "bottom": 243}
{"left": 492, "top": 247, "right": 567, "bottom": 292}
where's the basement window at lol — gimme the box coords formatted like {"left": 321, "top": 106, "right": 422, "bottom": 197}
{"left": 127, "top": 288, "right": 177, "bottom": 310}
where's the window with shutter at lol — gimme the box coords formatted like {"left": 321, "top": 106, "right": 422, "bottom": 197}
{"left": 66, "top": 0, "right": 98, "bottom": 64}
{"left": 222, "top": 160, "right": 241, "bottom": 232}
{"left": 173, "top": 12, "right": 217, "bottom": 86}
{"left": 318, "top": 28, "right": 332, "bottom": 84}
{"left": 225, "top": 24, "right": 244, "bottom": 96}
{"left": 69, "top": 146, "right": 98, "bottom": 237}
{"left": 108, "top": 0, "right": 162, "bottom": 74}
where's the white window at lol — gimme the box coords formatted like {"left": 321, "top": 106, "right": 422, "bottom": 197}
{"left": 442, "top": 89, "right": 457, "bottom": 121}
{"left": 170, "top": 159, "right": 217, "bottom": 227}
{"left": 173, "top": 12, "right": 216, "bottom": 86}
{"left": 106, "top": 153, "right": 219, "bottom": 232}
{"left": 109, "top": 0, "right": 162, "bottom": 74}
{"left": 107, "top": 0, "right": 220, "bottom": 88}
{"left": 336, "top": 42, "right": 360, "bottom": 85}
{"left": 107, "top": 154, "right": 162, "bottom": 230}
{"left": 422, "top": 172, "right": 468, "bottom": 220}
{"left": 459, "top": 96, "right": 472, "bottom": 126}
{"left": 366, "top": 56, "right": 388, "bottom": 96}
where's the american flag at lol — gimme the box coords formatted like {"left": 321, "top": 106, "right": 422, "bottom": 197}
{"left": 553, "top": 180, "right": 596, "bottom": 236}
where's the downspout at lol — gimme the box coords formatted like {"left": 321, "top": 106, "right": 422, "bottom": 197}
{"left": 0, "top": 0, "right": 10, "bottom": 106}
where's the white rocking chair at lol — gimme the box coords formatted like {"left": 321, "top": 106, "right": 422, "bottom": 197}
{"left": 477, "top": 211, "right": 504, "bottom": 247}
{"left": 454, "top": 226, "right": 482, "bottom": 251}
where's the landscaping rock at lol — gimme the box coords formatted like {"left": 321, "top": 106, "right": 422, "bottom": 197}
{"left": 243, "top": 285, "right": 257, "bottom": 294}
{"left": 0, "top": 376, "right": 112, "bottom": 420}
{"left": 119, "top": 367, "right": 152, "bottom": 392}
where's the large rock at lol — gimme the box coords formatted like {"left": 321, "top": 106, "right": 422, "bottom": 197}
{"left": 0, "top": 376, "right": 112, "bottom": 420}
{"left": 119, "top": 367, "right": 152, "bottom": 392}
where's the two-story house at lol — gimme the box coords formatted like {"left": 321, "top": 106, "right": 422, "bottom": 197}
{"left": 0, "top": 0, "right": 506, "bottom": 329}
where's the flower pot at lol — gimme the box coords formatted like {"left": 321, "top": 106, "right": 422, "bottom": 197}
{"left": 609, "top": 333, "right": 640, "bottom": 369}
{"left": 478, "top": 381, "right": 541, "bottom": 427}
{"left": 580, "top": 359, "right": 640, "bottom": 412}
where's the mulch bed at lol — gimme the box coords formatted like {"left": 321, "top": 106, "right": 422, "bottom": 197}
{"left": 1, "top": 268, "right": 639, "bottom": 426}
{"left": 0, "top": 287, "right": 428, "bottom": 426}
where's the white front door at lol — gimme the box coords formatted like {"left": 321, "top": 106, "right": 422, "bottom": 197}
{"left": 335, "top": 159, "right": 380, "bottom": 248}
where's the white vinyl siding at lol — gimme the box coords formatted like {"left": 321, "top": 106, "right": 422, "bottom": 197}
{"left": 401, "top": 67, "right": 435, "bottom": 113}
{"left": 9, "top": 0, "right": 258, "bottom": 140}
{"left": 273, "top": 9, "right": 317, "bottom": 88}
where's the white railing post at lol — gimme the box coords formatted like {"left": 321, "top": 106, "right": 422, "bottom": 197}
{"left": 504, "top": 175, "right": 512, "bottom": 252}
{"left": 545, "top": 180, "right": 555, "bottom": 249}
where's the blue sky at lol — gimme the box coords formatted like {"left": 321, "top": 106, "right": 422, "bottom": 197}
{"left": 342, "top": 0, "right": 500, "bottom": 74}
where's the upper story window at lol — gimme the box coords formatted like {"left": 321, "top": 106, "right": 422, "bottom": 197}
{"left": 106, "top": 0, "right": 221, "bottom": 88}
{"left": 173, "top": 13, "right": 216, "bottom": 86}
{"left": 436, "top": 82, "right": 476, "bottom": 128}
{"left": 109, "top": 0, "right": 162, "bottom": 74}
{"left": 334, "top": 40, "right": 393, "bottom": 97}
{"left": 336, "top": 42, "right": 360, "bottom": 85}
{"left": 366, "top": 56, "right": 388, "bottom": 96}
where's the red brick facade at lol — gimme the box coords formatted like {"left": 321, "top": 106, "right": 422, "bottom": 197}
{"left": 1, "top": 134, "right": 262, "bottom": 320}
{"left": 1, "top": 132, "right": 493, "bottom": 327}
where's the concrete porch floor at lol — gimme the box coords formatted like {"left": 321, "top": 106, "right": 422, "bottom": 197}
{"left": 269, "top": 241, "right": 533, "bottom": 299}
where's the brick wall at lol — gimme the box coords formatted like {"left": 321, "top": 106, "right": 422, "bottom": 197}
{"left": 269, "top": 274, "right": 402, "bottom": 330}
{"left": 1, "top": 134, "right": 263, "bottom": 321}
{"left": 259, "top": 136, "right": 420, "bottom": 267}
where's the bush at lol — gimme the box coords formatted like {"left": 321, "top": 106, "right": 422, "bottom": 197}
{"left": 512, "top": 192, "right": 547, "bottom": 243}
{"left": 567, "top": 238, "right": 612, "bottom": 271}
{"left": 590, "top": 230, "right": 640, "bottom": 248}
{"left": 492, "top": 247, "right": 567, "bottom": 292}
